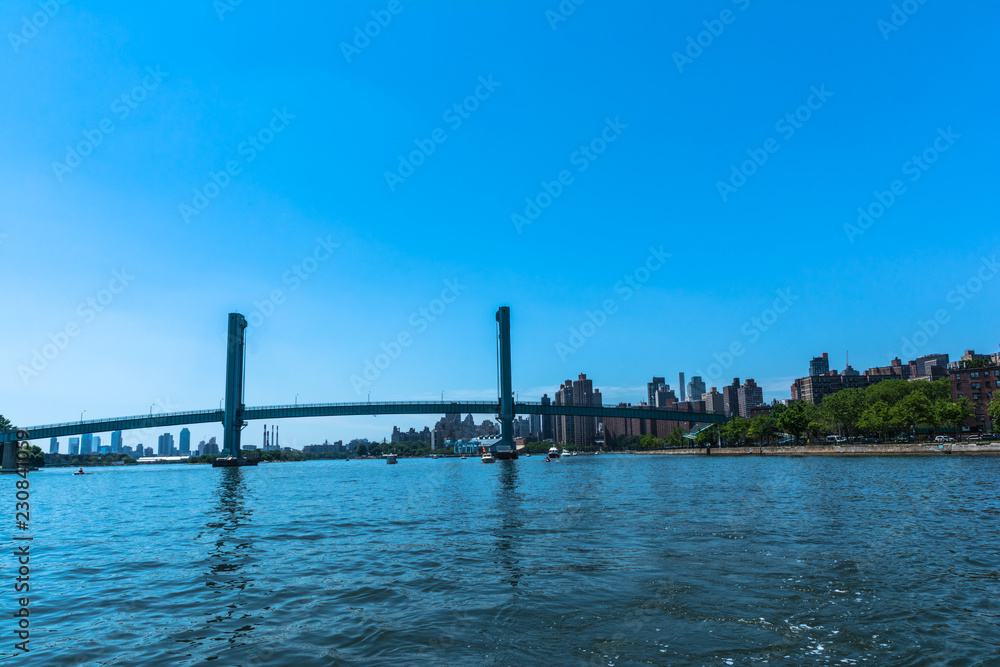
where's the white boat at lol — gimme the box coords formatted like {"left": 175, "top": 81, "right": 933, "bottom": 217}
{"left": 547, "top": 446, "right": 560, "bottom": 460}
{"left": 561, "top": 449, "right": 571, "bottom": 457}
{"left": 460, "top": 455, "right": 467, "bottom": 460}
{"left": 481, "top": 452, "right": 496, "bottom": 463}
{"left": 571, "top": 452, "right": 578, "bottom": 456}
{"left": 385, "top": 453, "right": 397, "bottom": 465}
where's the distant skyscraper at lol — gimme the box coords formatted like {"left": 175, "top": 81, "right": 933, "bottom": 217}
{"left": 809, "top": 353, "right": 830, "bottom": 377}
{"left": 179, "top": 428, "right": 191, "bottom": 455}
{"left": 92, "top": 436, "right": 101, "bottom": 452}
{"left": 110, "top": 430, "right": 122, "bottom": 454}
{"left": 81, "top": 433, "right": 94, "bottom": 455}
{"left": 69, "top": 437, "right": 80, "bottom": 455}
{"left": 722, "top": 379, "right": 740, "bottom": 418}
{"left": 702, "top": 388, "right": 725, "bottom": 414}
{"left": 647, "top": 377, "right": 666, "bottom": 406}
{"left": 540, "top": 394, "right": 553, "bottom": 441}
{"left": 157, "top": 433, "right": 174, "bottom": 456}
{"left": 687, "top": 376, "right": 706, "bottom": 403}
{"left": 144, "top": 446, "right": 153, "bottom": 457}
{"left": 678, "top": 372, "right": 686, "bottom": 401}
{"left": 738, "top": 379, "right": 764, "bottom": 418}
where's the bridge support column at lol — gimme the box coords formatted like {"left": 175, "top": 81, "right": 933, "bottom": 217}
{"left": 1, "top": 442, "right": 16, "bottom": 471}
{"left": 223, "top": 313, "right": 248, "bottom": 460}
{"left": 496, "top": 306, "right": 515, "bottom": 455}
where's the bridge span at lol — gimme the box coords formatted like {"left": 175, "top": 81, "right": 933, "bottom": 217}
{"left": 0, "top": 401, "right": 725, "bottom": 444}
{"left": 0, "top": 308, "right": 727, "bottom": 462}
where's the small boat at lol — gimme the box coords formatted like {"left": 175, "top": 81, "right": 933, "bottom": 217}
{"left": 547, "top": 446, "right": 560, "bottom": 460}
{"left": 385, "top": 453, "right": 397, "bottom": 465}
{"left": 561, "top": 449, "right": 571, "bottom": 457}
{"left": 525, "top": 453, "right": 531, "bottom": 457}
{"left": 460, "top": 455, "right": 467, "bottom": 460}
{"left": 571, "top": 452, "right": 578, "bottom": 457}
{"left": 481, "top": 452, "right": 496, "bottom": 463}
{"left": 73, "top": 472, "right": 92, "bottom": 475}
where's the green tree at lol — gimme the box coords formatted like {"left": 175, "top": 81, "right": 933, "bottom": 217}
{"left": 939, "top": 398, "right": 974, "bottom": 437}
{"left": 989, "top": 396, "right": 1000, "bottom": 432}
{"left": 0, "top": 414, "right": 12, "bottom": 432}
{"left": 748, "top": 415, "right": 778, "bottom": 445}
{"left": 777, "top": 402, "right": 810, "bottom": 444}
{"left": 822, "top": 389, "right": 866, "bottom": 437}
{"left": 666, "top": 427, "right": 685, "bottom": 448}
{"left": 354, "top": 443, "right": 368, "bottom": 457}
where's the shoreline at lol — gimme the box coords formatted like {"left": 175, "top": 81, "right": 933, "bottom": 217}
{"left": 637, "top": 443, "right": 1000, "bottom": 456}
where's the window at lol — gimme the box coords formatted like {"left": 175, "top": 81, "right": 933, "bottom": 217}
{"left": 971, "top": 372, "right": 981, "bottom": 378}
{"left": 972, "top": 382, "right": 982, "bottom": 389}
{"left": 973, "top": 394, "right": 981, "bottom": 400}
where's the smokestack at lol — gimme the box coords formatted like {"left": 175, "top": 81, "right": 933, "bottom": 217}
{"left": 276, "top": 425, "right": 279, "bottom": 448}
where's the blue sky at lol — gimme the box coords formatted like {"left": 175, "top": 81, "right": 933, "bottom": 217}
{"left": 2, "top": 0, "right": 998, "bottom": 449}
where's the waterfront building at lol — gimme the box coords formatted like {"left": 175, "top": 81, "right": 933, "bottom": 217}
{"left": 951, "top": 357, "right": 999, "bottom": 432}
{"left": 81, "top": 433, "right": 94, "bottom": 455}
{"left": 702, "top": 388, "right": 725, "bottom": 414}
{"left": 92, "top": 436, "right": 101, "bottom": 453}
{"left": 179, "top": 428, "right": 191, "bottom": 455}
{"left": 157, "top": 432, "right": 175, "bottom": 457}
{"left": 69, "top": 437, "right": 80, "bottom": 455}
{"left": 738, "top": 379, "right": 764, "bottom": 418}
{"left": 49, "top": 437, "right": 59, "bottom": 454}
{"left": 111, "top": 430, "right": 123, "bottom": 454}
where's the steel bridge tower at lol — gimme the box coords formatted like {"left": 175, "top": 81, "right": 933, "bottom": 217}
{"left": 496, "top": 306, "right": 515, "bottom": 455}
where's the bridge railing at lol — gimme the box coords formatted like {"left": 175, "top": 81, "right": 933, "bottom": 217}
{"left": 12, "top": 409, "right": 224, "bottom": 433}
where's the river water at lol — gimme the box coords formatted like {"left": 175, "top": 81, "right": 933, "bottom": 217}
{"left": 5, "top": 455, "right": 999, "bottom": 665}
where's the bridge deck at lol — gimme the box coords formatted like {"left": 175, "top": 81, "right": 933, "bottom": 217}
{"left": 1, "top": 401, "right": 725, "bottom": 442}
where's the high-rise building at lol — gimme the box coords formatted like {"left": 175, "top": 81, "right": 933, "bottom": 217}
{"left": 179, "top": 428, "right": 191, "bottom": 455}
{"left": 914, "top": 353, "right": 949, "bottom": 377}
{"left": 647, "top": 377, "right": 666, "bottom": 406}
{"left": 69, "top": 437, "right": 80, "bottom": 455}
{"left": 687, "top": 376, "right": 706, "bottom": 403}
{"left": 654, "top": 386, "right": 677, "bottom": 408}
{"left": 110, "top": 430, "right": 122, "bottom": 454}
{"left": 93, "top": 436, "right": 101, "bottom": 451}
{"left": 81, "top": 433, "right": 94, "bottom": 455}
{"left": 144, "top": 446, "right": 153, "bottom": 457}
{"left": 678, "top": 372, "right": 686, "bottom": 401}
{"left": 722, "top": 379, "right": 740, "bottom": 417}
{"left": 540, "top": 394, "right": 553, "bottom": 440}
{"left": 702, "top": 388, "right": 725, "bottom": 414}
{"left": 157, "top": 433, "right": 175, "bottom": 456}
{"left": 809, "top": 353, "right": 830, "bottom": 377}
{"left": 738, "top": 379, "right": 764, "bottom": 418}
{"left": 49, "top": 437, "right": 59, "bottom": 454}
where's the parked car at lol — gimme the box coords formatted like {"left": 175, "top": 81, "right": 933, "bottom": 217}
{"left": 968, "top": 434, "right": 983, "bottom": 441}
{"left": 859, "top": 437, "right": 879, "bottom": 444}
{"left": 826, "top": 435, "right": 847, "bottom": 443}
{"left": 972, "top": 433, "right": 998, "bottom": 443}
{"left": 934, "top": 436, "right": 955, "bottom": 443}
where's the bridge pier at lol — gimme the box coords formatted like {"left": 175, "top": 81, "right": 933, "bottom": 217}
{"left": 1, "top": 441, "right": 16, "bottom": 471}
{"left": 496, "top": 306, "right": 515, "bottom": 457}
{"left": 222, "top": 313, "right": 248, "bottom": 461}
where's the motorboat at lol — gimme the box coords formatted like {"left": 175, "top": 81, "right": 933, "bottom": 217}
{"left": 547, "top": 446, "right": 560, "bottom": 460}
{"left": 460, "top": 455, "right": 467, "bottom": 460}
{"left": 561, "top": 449, "right": 571, "bottom": 457}
{"left": 481, "top": 452, "right": 496, "bottom": 463}
{"left": 385, "top": 453, "right": 398, "bottom": 465}
{"left": 474, "top": 435, "right": 518, "bottom": 460}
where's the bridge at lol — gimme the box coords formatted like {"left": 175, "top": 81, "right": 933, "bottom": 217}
{"left": 0, "top": 308, "right": 726, "bottom": 464}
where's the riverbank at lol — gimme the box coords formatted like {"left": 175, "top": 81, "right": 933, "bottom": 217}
{"left": 639, "top": 442, "right": 1000, "bottom": 456}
